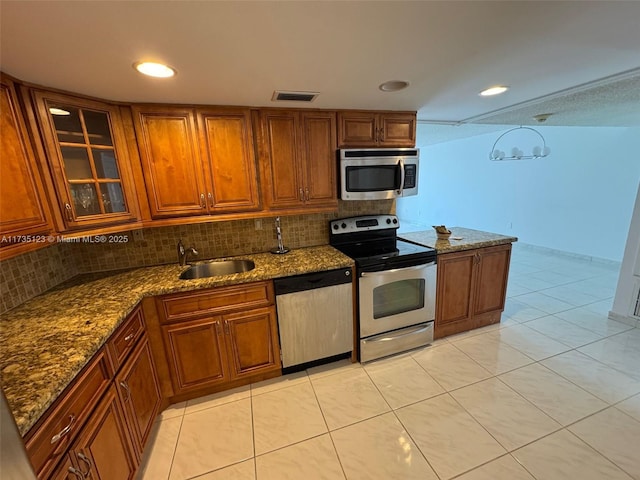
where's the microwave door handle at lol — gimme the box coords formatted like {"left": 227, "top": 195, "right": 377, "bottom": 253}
{"left": 398, "top": 158, "right": 405, "bottom": 196}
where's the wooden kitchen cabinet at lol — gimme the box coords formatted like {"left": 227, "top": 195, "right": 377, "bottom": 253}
{"left": 435, "top": 243, "right": 511, "bottom": 338}
{"left": 156, "top": 281, "right": 281, "bottom": 398}
{"left": 28, "top": 90, "right": 139, "bottom": 231}
{"left": 337, "top": 111, "right": 416, "bottom": 147}
{"left": 66, "top": 385, "right": 137, "bottom": 480}
{"left": 131, "top": 105, "right": 260, "bottom": 219}
{"left": 115, "top": 336, "right": 161, "bottom": 457}
{"left": 0, "top": 75, "right": 53, "bottom": 251}
{"left": 257, "top": 109, "right": 338, "bottom": 212}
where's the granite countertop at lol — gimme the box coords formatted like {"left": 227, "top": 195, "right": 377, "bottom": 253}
{"left": 400, "top": 227, "right": 517, "bottom": 253}
{"left": 0, "top": 245, "right": 354, "bottom": 436}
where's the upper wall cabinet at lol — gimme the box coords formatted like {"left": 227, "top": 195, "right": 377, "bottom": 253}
{"left": 257, "top": 109, "right": 338, "bottom": 212}
{"left": 0, "top": 75, "right": 53, "bottom": 246}
{"left": 131, "top": 106, "right": 260, "bottom": 219}
{"left": 29, "top": 90, "right": 139, "bottom": 230}
{"left": 337, "top": 111, "right": 416, "bottom": 148}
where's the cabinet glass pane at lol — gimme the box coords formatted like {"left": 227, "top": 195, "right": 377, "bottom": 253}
{"left": 51, "top": 106, "right": 83, "bottom": 143}
{"left": 100, "top": 183, "right": 126, "bottom": 213}
{"left": 70, "top": 183, "right": 100, "bottom": 216}
{"left": 93, "top": 149, "right": 120, "bottom": 178}
{"left": 83, "top": 110, "right": 113, "bottom": 146}
{"left": 61, "top": 146, "right": 92, "bottom": 179}
{"left": 373, "top": 279, "right": 425, "bottom": 319}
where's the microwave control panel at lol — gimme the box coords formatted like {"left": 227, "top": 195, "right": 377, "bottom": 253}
{"left": 404, "top": 164, "right": 417, "bottom": 188}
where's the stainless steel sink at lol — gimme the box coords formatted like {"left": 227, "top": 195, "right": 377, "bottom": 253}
{"left": 179, "top": 259, "right": 255, "bottom": 279}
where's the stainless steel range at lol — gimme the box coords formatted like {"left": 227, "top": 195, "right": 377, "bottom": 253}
{"left": 329, "top": 215, "right": 437, "bottom": 362}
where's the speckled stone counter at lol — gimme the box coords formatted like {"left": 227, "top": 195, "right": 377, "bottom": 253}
{"left": 400, "top": 227, "right": 517, "bottom": 253}
{"left": 0, "top": 245, "right": 354, "bottom": 436}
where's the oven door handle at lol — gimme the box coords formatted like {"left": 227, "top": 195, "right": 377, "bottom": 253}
{"left": 364, "top": 323, "right": 433, "bottom": 343}
{"left": 360, "top": 261, "right": 435, "bottom": 277}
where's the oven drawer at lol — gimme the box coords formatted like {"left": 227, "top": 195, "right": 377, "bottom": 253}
{"left": 360, "top": 322, "right": 433, "bottom": 363}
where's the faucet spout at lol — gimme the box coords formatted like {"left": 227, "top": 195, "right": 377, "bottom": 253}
{"left": 177, "top": 240, "right": 198, "bottom": 266}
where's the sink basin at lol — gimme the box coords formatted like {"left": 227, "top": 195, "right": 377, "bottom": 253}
{"left": 180, "top": 259, "right": 255, "bottom": 279}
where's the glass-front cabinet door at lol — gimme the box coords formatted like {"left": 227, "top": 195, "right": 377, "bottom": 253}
{"left": 31, "top": 91, "right": 138, "bottom": 230}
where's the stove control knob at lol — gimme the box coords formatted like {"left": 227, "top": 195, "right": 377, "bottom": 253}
{"left": 386, "top": 218, "right": 391, "bottom": 224}
{"left": 392, "top": 218, "right": 398, "bottom": 224}
{"left": 333, "top": 224, "right": 339, "bottom": 230}
{"left": 341, "top": 223, "right": 347, "bottom": 229}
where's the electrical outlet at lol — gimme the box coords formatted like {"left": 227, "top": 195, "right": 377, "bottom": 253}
{"left": 254, "top": 219, "right": 263, "bottom": 230}
{"left": 132, "top": 229, "right": 144, "bottom": 241}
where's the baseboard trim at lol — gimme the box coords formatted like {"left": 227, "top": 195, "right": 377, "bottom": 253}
{"left": 608, "top": 310, "right": 640, "bottom": 328}
{"left": 515, "top": 242, "right": 622, "bottom": 267}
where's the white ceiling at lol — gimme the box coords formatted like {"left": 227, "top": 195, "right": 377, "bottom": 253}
{"left": 2, "top": 1, "right": 640, "bottom": 130}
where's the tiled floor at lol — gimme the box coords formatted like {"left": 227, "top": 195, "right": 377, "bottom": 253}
{"left": 137, "top": 245, "right": 640, "bottom": 480}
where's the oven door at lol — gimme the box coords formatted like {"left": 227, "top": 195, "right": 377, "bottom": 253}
{"left": 359, "top": 260, "right": 436, "bottom": 338}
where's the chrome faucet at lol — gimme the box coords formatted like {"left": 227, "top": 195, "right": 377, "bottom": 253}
{"left": 177, "top": 240, "right": 198, "bottom": 266}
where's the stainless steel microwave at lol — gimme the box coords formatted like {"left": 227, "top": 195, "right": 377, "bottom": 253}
{"left": 339, "top": 148, "right": 419, "bottom": 200}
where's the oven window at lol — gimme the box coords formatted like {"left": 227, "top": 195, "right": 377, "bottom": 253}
{"left": 346, "top": 165, "right": 399, "bottom": 192}
{"left": 373, "top": 279, "right": 425, "bottom": 319}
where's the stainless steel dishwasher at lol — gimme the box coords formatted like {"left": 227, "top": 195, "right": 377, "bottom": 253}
{"left": 274, "top": 268, "right": 353, "bottom": 370}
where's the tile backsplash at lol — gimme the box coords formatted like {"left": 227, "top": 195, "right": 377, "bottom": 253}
{"left": 0, "top": 200, "right": 393, "bottom": 313}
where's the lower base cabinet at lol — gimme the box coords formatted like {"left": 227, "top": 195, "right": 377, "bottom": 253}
{"left": 51, "top": 386, "right": 136, "bottom": 480}
{"left": 435, "top": 243, "right": 511, "bottom": 338}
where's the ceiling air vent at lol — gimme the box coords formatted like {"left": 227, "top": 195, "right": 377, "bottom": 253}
{"left": 272, "top": 90, "right": 319, "bottom": 102}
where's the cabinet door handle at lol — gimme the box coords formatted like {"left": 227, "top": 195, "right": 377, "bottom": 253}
{"left": 200, "top": 193, "right": 206, "bottom": 208}
{"left": 224, "top": 320, "right": 230, "bottom": 335}
{"left": 68, "top": 467, "right": 84, "bottom": 479}
{"left": 77, "top": 452, "right": 92, "bottom": 477}
{"left": 378, "top": 126, "right": 384, "bottom": 143}
{"left": 299, "top": 188, "right": 304, "bottom": 202}
{"left": 124, "top": 331, "right": 136, "bottom": 343}
{"left": 64, "top": 203, "right": 73, "bottom": 221}
{"left": 120, "top": 381, "right": 131, "bottom": 402}
{"left": 215, "top": 321, "right": 222, "bottom": 335}
{"left": 51, "top": 414, "right": 75, "bottom": 444}
{"left": 305, "top": 187, "right": 310, "bottom": 201}
{"left": 208, "top": 192, "right": 214, "bottom": 208}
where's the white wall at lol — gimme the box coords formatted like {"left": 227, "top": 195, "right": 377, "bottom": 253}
{"left": 397, "top": 124, "right": 640, "bottom": 261}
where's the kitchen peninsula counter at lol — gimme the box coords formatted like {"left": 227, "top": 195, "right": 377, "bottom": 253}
{"left": 400, "top": 227, "right": 517, "bottom": 253}
{"left": 0, "top": 245, "right": 353, "bottom": 436}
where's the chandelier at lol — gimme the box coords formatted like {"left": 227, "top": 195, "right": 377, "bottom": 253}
{"left": 489, "top": 126, "right": 551, "bottom": 161}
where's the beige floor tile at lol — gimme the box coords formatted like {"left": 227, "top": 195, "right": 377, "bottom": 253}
{"left": 513, "top": 430, "right": 633, "bottom": 480}
{"left": 488, "top": 323, "right": 571, "bottom": 360}
{"left": 255, "top": 434, "right": 345, "bottom": 480}
{"left": 185, "top": 385, "right": 250, "bottom": 414}
{"left": 364, "top": 356, "right": 444, "bottom": 409}
{"left": 169, "top": 399, "right": 253, "bottom": 480}
{"left": 451, "top": 377, "right": 560, "bottom": 451}
{"left": 250, "top": 370, "right": 309, "bottom": 396}
{"left": 252, "top": 382, "right": 327, "bottom": 455}
{"left": 454, "top": 454, "right": 535, "bottom": 480}
{"left": 196, "top": 459, "right": 255, "bottom": 479}
{"left": 616, "top": 394, "right": 640, "bottom": 422}
{"left": 311, "top": 368, "right": 389, "bottom": 430}
{"left": 156, "top": 401, "right": 186, "bottom": 421}
{"left": 499, "top": 363, "right": 607, "bottom": 425}
{"left": 412, "top": 343, "right": 492, "bottom": 391}
{"left": 396, "top": 394, "right": 505, "bottom": 479}
{"left": 454, "top": 335, "right": 534, "bottom": 375}
{"left": 306, "top": 358, "right": 362, "bottom": 380}
{"left": 502, "top": 298, "right": 548, "bottom": 322}
{"left": 138, "top": 417, "right": 182, "bottom": 480}
{"left": 526, "top": 314, "right": 605, "bottom": 347}
{"left": 579, "top": 336, "right": 640, "bottom": 380}
{"left": 569, "top": 407, "right": 640, "bottom": 478}
{"left": 331, "top": 412, "right": 438, "bottom": 480}
{"left": 554, "top": 307, "right": 633, "bottom": 336}
{"left": 542, "top": 350, "right": 640, "bottom": 403}
{"left": 516, "top": 292, "right": 575, "bottom": 314}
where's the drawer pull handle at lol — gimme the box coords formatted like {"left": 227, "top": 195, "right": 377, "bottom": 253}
{"left": 68, "top": 466, "right": 84, "bottom": 479}
{"left": 124, "top": 332, "right": 135, "bottom": 342}
{"left": 77, "top": 452, "right": 92, "bottom": 476}
{"left": 120, "top": 381, "right": 131, "bottom": 402}
{"left": 51, "top": 414, "right": 75, "bottom": 444}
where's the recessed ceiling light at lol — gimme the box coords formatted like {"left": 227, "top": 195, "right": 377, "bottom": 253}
{"left": 49, "top": 107, "right": 70, "bottom": 116}
{"left": 134, "top": 61, "right": 176, "bottom": 78}
{"left": 479, "top": 85, "right": 509, "bottom": 96}
{"left": 379, "top": 80, "right": 410, "bottom": 92}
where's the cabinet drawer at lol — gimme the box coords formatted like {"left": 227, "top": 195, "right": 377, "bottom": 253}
{"left": 25, "top": 349, "right": 111, "bottom": 479}
{"left": 108, "top": 306, "right": 145, "bottom": 371}
{"left": 158, "top": 281, "right": 274, "bottom": 323}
